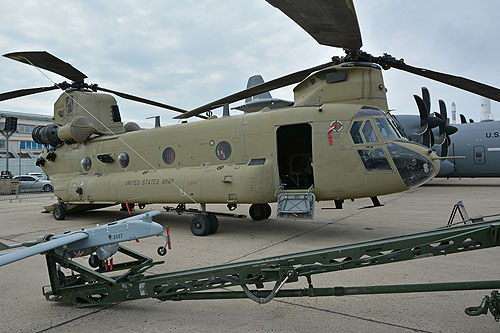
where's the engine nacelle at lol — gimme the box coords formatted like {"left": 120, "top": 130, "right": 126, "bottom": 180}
{"left": 32, "top": 117, "right": 97, "bottom": 146}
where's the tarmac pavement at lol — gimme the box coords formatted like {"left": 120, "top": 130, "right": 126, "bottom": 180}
{"left": 1, "top": 178, "right": 500, "bottom": 332}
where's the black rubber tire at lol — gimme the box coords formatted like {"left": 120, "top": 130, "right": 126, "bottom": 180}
{"left": 207, "top": 213, "right": 219, "bottom": 234}
{"left": 120, "top": 202, "right": 135, "bottom": 211}
{"left": 53, "top": 203, "right": 66, "bottom": 220}
{"left": 262, "top": 203, "right": 272, "bottom": 219}
{"left": 249, "top": 204, "right": 265, "bottom": 221}
{"left": 190, "top": 214, "right": 210, "bottom": 236}
{"left": 43, "top": 184, "right": 53, "bottom": 192}
{"left": 138, "top": 203, "right": 146, "bottom": 209}
{"left": 157, "top": 246, "right": 167, "bottom": 256}
{"left": 88, "top": 254, "right": 100, "bottom": 268}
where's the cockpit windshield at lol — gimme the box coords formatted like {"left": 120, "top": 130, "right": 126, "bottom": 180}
{"left": 375, "top": 118, "right": 399, "bottom": 140}
{"left": 350, "top": 107, "right": 406, "bottom": 144}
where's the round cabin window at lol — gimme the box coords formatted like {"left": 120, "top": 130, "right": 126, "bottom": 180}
{"left": 118, "top": 152, "right": 129, "bottom": 168}
{"left": 162, "top": 147, "right": 175, "bottom": 164}
{"left": 81, "top": 156, "right": 92, "bottom": 171}
{"left": 216, "top": 141, "right": 231, "bottom": 160}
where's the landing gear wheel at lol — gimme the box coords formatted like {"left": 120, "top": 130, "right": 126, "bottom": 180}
{"left": 157, "top": 246, "right": 167, "bottom": 256}
{"left": 249, "top": 204, "right": 266, "bottom": 221}
{"left": 207, "top": 213, "right": 219, "bottom": 234}
{"left": 190, "top": 214, "right": 210, "bottom": 236}
{"left": 89, "top": 254, "right": 100, "bottom": 268}
{"left": 120, "top": 203, "right": 135, "bottom": 211}
{"left": 138, "top": 203, "right": 146, "bottom": 209}
{"left": 262, "top": 203, "right": 272, "bottom": 219}
{"left": 53, "top": 203, "right": 66, "bottom": 220}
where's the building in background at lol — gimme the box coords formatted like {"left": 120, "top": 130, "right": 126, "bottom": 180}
{"left": 0, "top": 110, "right": 53, "bottom": 176}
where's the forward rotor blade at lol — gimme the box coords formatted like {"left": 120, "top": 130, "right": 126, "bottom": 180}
{"left": 0, "top": 85, "right": 59, "bottom": 101}
{"left": 3, "top": 51, "right": 87, "bottom": 83}
{"left": 389, "top": 60, "right": 500, "bottom": 102}
{"left": 175, "top": 61, "right": 335, "bottom": 119}
{"left": 95, "top": 86, "right": 207, "bottom": 120}
{"left": 265, "top": 0, "right": 362, "bottom": 50}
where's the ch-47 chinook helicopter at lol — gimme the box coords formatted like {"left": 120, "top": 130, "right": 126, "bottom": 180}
{"left": 2, "top": 0, "right": 500, "bottom": 236}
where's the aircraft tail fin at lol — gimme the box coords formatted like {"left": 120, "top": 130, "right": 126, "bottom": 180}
{"left": 245, "top": 75, "right": 272, "bottom": 103}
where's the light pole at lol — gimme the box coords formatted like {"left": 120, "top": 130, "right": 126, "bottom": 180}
{"left": 0, "top": 116, "right": 18, "bottom": 174}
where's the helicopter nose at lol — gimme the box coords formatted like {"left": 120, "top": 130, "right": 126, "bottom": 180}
{"left": 386, "top": 142, "right": 440, "bottom": 189}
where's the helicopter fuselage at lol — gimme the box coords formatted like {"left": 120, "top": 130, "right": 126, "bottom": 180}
{"left": 35, "top": 64, "right": 440, "bottom": 210}
{"left": 39, "top": 103, "right": 438, "bottom": 207}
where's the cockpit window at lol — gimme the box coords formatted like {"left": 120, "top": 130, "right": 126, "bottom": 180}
{"left": 350, "top": 121, "right": 364, "bottom": 144}
{"left": 358, "top": 149, "right": 392, "bottom": 171}
{"left": 387, "top": 117, "right": 406, "bottom": 138}
{"left": 362, "top": 121, "right": 378, "bottom": 143}
{"left": 355, "top": 107, "right": 386, "bottom": 117}
{"left": 376, "top": 118, "right": 398, "bottom": 140}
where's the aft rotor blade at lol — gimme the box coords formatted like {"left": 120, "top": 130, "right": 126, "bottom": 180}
{"left": 3, "top": 51, "right": 87, "bottom": 83}
{"left": 389, "top": 60, "right": 500, "bottom": 102}
{"left": 96, "top": 86, "right": 207, "bottom": 120}
{"left": 266, "top": 0, "right": 362, "bottom": 50}
{"left": 0, "top": 85, "right": 59, "bottom": 101}
{"left": 176, "top": 61, "right": 335, "bottom": 119}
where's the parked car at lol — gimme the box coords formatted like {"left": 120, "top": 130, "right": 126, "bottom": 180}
{"left": 28, "top": 172, "right": 49, "bottom": 180}
{"left": 13, "top": 175, "right": 53, "bottom": 192}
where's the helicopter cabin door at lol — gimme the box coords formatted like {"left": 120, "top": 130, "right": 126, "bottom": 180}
{"left": 276, "top": 123, "right": 314, "bottom": 190}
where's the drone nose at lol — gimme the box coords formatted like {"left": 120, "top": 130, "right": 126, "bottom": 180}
{"left": 386, "top": 142, "right": 439, "bottom": 189}
{"left": 150, "top": 222, "right": 164, "bottom": 236}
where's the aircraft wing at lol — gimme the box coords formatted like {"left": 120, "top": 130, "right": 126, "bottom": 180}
{"left": 0, "top": 232, "right": 88, "bottom": 267}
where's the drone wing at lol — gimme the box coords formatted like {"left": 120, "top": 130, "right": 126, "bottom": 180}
{"left": 0, "top": 232, "right": 88, "bottom": 267}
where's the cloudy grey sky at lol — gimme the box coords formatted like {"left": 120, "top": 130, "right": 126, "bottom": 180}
{"left": 1, "top": 0, "right": 499, "bottom": 127}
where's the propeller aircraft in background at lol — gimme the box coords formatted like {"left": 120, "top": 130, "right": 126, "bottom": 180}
{"left": 394, "top": 87, "right": 500, "bottom": 178}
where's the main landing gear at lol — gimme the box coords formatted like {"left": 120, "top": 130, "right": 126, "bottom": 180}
{"left": 53, "top": 203, "right": 66, "bottom": 220}
{"left": 249, "top": 203, "right": 272, "bottom": 221}
{"left": 190, "top": 213, "right": 219, "bottom": 236}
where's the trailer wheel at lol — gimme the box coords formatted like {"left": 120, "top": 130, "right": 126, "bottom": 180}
{"left": 53, "top": 203, "right": 66, "bottom": 220}
{"left": 190, "top": 214, "right": 210, "bottom": 236}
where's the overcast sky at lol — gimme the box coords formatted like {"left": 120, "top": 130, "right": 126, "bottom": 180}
{"left": 1, "top": 0, "right": 499, "bottom": 127}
